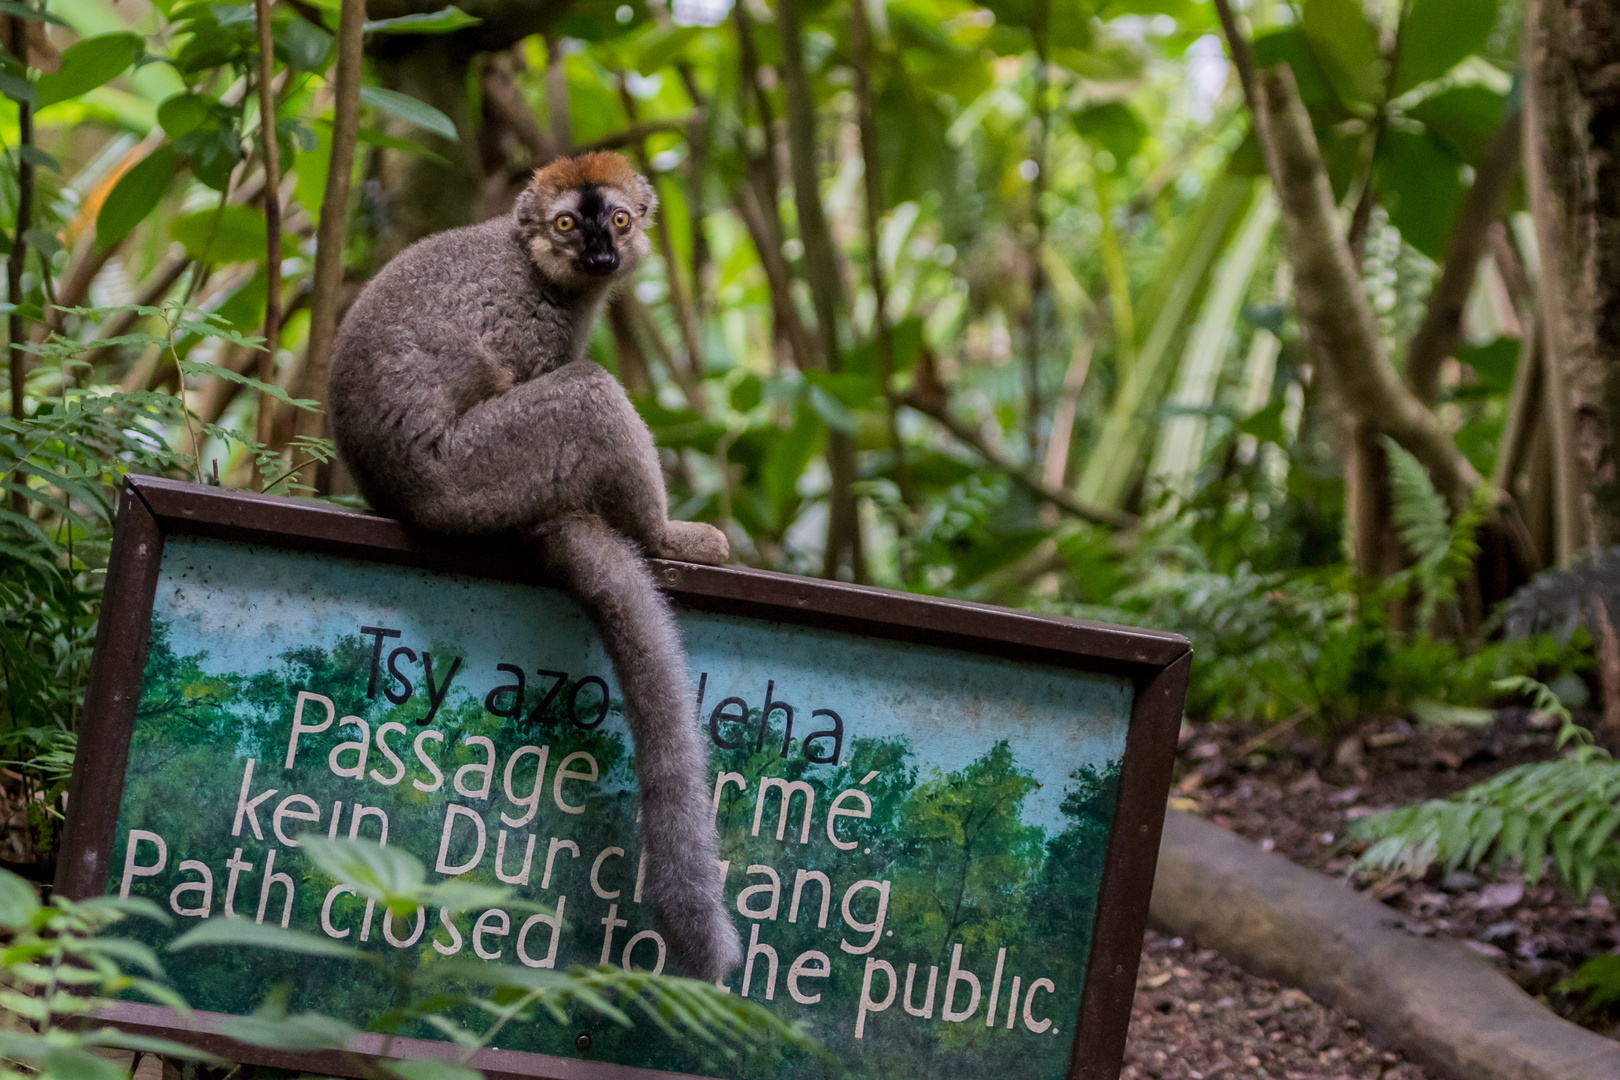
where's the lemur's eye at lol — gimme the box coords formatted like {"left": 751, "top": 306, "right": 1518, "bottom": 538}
{"left": 555, "top": 214, "right": 576, "bottom": 232}
{"left": 612, "top": 209, "right": 631, "bottom": 229}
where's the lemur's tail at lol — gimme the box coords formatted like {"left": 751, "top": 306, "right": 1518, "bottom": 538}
{"left": 528, "top": 515, "right": 741, "bottom": 982}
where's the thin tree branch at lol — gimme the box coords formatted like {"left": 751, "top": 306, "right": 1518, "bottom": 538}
{"left": 1406, "top": 111, "right": 1524, "bottom": 404}
{"left": 481, "top": 56, "right": 553, "bottom": 162}
{"left": 849, "top": 0, "right": 911, "bottom": 506}
{"left": 903, "top": 394, "right": 1137, "bottom": 529}
{"left": 252, "top": 0, "right": 284, "bottom": 474}
{"left": 7, "top": 10, "right": 33, "bottom": 427}
{"left": 545, "top": 34, "right": 571, "bottom": 154}
{"left": 294, "top": 0, "right": 364, "bottom": 490}
{"left": 617, "top": 77, "right": 706, "bottom": 387}
{"left": 777, "top": 0, "right": 863, "bottom": 580}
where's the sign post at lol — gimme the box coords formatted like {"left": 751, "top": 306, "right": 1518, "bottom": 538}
{"left": 58, "top": 475, "right": 1189, "bottom": 1080}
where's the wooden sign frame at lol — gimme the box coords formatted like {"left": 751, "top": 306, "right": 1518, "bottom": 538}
{"left": 56, "top": 474, "right": 1190, "bottom": 1080}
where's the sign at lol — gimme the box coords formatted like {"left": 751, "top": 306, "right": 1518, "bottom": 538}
{"left": 59, "top": 476, "right": 1188, "bottom": 1080}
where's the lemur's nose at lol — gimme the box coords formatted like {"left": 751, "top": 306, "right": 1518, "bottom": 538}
{"left": 580, "top": 248, "right": 619, "bottom": 275}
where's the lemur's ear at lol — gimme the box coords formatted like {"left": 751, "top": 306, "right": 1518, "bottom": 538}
{"left": 513, "top": 187, "right": 543, "bottom": 238}
{"left": 632, "top": 173, "right": 659, "bottom": 222}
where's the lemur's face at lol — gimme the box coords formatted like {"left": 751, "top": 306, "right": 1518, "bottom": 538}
{"left": 517, "top": 153, "right": 657, "bottom": 289}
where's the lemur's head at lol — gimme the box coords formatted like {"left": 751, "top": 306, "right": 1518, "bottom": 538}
{"left": 515, "top": 151, "right": 657, "bottom": 287}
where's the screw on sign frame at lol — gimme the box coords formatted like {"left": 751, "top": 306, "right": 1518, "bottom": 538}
{"left": 57, "top": 475, "right": 1190, "bottom": 1080}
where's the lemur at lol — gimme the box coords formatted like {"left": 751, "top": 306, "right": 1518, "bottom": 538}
{"left": 329, "top": 152, "right": 742, "bottom": 982}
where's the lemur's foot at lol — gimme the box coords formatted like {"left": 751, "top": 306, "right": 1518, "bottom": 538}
{"left": 659, "top": 520, "right": 729, "bottom": 566}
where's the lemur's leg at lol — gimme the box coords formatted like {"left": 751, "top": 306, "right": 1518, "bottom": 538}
{"left": 400, "top": 360, "right": 726, "bottom": 564}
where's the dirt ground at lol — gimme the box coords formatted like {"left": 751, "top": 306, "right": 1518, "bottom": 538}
{"left": 1121, "top": 929, "right": 1428, "bottom": 1080}
{"left": 1118, "top": 705, "right": 1620, "bottom": 1076}
{"left": 1169, "top": 707, "right": 1620, "bottom": 1031}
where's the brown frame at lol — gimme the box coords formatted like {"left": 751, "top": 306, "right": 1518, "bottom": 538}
{"left": 57, "top": 475, "right": 1191, "bottom": 1080}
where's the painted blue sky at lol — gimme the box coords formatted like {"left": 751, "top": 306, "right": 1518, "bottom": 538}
{"left": 152, "top": 537, "right": 1133, "bottom": 834}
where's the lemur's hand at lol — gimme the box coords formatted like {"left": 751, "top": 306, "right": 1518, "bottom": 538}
{"left": 658, "top": 520, "right": 729, "bottom": 566}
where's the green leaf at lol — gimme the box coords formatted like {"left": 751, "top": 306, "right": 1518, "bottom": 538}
{"left": 22, "top": 227, "right": 60, "bottom": 259}
{"left": 41, "top": 1047, "right": 128, "bottom": 1080}
{"left": 223, "top": 1012, "right": 357, "bottom": 1052}
{"left": 0, "top": 868, "right": 39, "bottom": 927}
{"left": 1374, "top": 129, "right": 1465, "bottom": 260}
{"left": 169, "top": 917, "right": 371, "bottom": 961}
{"left": 353, "top": 125, "right": 450, "bottom": 165}
{"left": 381, "top": 1060, "right": 483, "bottom": 1080}
{"left": 157, "top": 92, "right": 215, "bottom": 138}
{"left": 0, "top": 70, "right": 39, "bottom": 107}
{"left": 1071, "top": 101, "right": 1146, "bottom": 170}
{"left": 0, "top": 2, "right": 69, "bottom": 27}
{"left": 1301, "top": 0, "right": 1384, "bottom": 108}
{"left": 170, "top": 205, "right": 277, "bottom": 264}
{"left": 1454, "top": 337, "right": 1519, "bottom": 396}
{"left": 82, "top": 1029, "right": 222, "bottom": 1062}
{"left": 34, "top": 33, "right": 143, "bottom": 109}
{"left": 17, "top": 144, "right": 59, "bottom": 171}
{"left": 1393, "top": 0, "right": 1498, "bottom": 96}
{"left": 1409, "top": 699, "right": 1494, "bottom": 727}
{"left": 363, "top": 7, "right": 481, "bottom": 34}
{"left": 1406, "top": 83, "right": 1508, "bottom": 164}
{"left": 358, "top": 85, "right": 458, "bottom": 141}
{"left": 96, "top": 146, "right": 180, "bottom": 251}
{"left": 272, "top": 15, "right": 333, "bottom": 73}
{"left": 1237, "top": 399, "right": 1286, "bottom": 443}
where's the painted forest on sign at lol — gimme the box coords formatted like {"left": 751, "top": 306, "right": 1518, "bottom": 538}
{"left": 107, "top": 536, "right": 1132, "bottom": 1080}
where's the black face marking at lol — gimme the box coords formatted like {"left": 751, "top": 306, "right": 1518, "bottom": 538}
{"left": 573, "top": 185, "right": 620, "bottom": 277}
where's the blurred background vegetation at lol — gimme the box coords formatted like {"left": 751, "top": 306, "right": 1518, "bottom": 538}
{"left": 5, "top": 0, "right": 1620, "bottom": 921}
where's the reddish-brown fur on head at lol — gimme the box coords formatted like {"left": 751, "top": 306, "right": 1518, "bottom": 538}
{"left": 528, "top": 151, "right": 646, "bottom": 204}
{"left": 514, "top": 152, "right": 657, "bottom": 288}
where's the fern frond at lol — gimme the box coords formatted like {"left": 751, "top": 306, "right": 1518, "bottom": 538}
{"left": 1382, "top": 436, "right": 1451, "bottom": 567}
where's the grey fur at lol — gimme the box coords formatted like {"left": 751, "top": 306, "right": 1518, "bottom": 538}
{"left": 329, "top": 165, "right": 742, "bottom": 981}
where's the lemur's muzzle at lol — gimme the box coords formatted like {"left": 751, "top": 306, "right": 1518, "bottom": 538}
{"left": 578, "top": 248, "right": 620, "bottom": 276}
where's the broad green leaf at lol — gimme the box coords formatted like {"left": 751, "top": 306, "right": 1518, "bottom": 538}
{"left": 1394, "top": 0, "right": 1498, "bottom": 96}
{"left": 1406, "top": 83, "right": 1507, "bottom": 164}
{"left": 1454, "top": 337, "right": 1519, "bottom": 396}
{"left": 634, "top": 25, "right": 702, "bottom": 75}
{"left": 35, "top": 32, "right": 142, "bottom": 109}
{"left": 1374, "top": 129, "right": 1465, "bottom": 260}
{"left": 169, "top": 917, "right": 371, "bottom": 961}
{"left": 298, "top": 835, "right": 426, "bottom": 900}
{"left": 1072, "top": 101, "right": 1147, "bottom": 170}
{"left": 359, "top": 85, "right": 458, "bottom": 141}
{"left": 363, "top": 7, "right": 480, "bottom": 34}
{"left": 96, "top": 146, "right": 179, "bottom": 250}
{"left": 170, "top": 205, "right": 277, "bottom": 264}
{"left": 0, "top": 868, "right": 39, "bottom": 928}
{"left": 1301, "top": 0, "right": 1383, "bottom": 108}
{"left": 272, "top": 14, "right": 332, "bottom": 73}
{"left": 157, "top": 92, "right": 214, "bottom": 138}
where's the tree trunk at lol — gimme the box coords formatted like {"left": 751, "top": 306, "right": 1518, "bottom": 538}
{"left": 372, "top": 43, "right": 484, "bottom": 261}
{"left": 776, "top": 0, "right": 864, "bottom": 582}
{"left": 1524, "top": 0, "right": 1620, "bottom": 552}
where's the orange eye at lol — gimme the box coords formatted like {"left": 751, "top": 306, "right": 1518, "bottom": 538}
{"left": 612, "top": 209, "right": 631, "bottom": 229}
{"left": 555, "top": 214, "right": 575, "bottom": 232}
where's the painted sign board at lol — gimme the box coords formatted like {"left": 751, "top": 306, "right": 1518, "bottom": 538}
{"left": 57, "top": 476, "right": 1189, "bottom": 1080}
